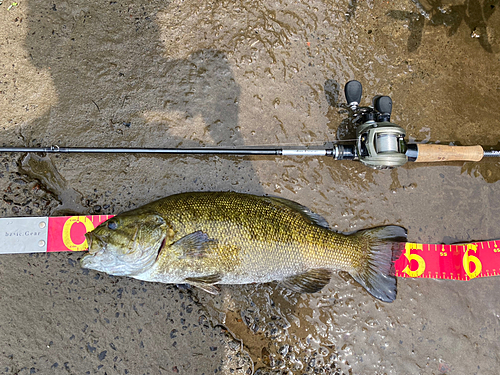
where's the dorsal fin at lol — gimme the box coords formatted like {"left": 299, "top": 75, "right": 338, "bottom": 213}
{"left": 265, "top": 196, "right": 330, "bottom": 229}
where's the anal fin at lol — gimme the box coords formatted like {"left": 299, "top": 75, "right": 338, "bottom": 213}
{"left": 281, "top": 269, "right": 332, "bottom": 293}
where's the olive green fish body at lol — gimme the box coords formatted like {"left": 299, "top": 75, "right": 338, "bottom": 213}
{"left": 81, "top": 192, "right": 406, "bottom": 302}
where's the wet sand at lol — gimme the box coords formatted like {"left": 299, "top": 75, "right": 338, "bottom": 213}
{"left": 0, "top": 0, "right": 499, "bottom": 374}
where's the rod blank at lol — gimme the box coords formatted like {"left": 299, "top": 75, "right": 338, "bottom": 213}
{"left": 0, "top": 146, "right": 283, "bottom": 155}
{"left": 0, "top": 146, "right": 337, "bottom": 157}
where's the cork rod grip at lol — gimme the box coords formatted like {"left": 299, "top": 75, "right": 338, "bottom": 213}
{"left": 415, "top": 144, "right": 484, "bottom": 163}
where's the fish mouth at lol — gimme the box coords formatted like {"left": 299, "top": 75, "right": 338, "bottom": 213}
{"left": 85, "top": 232, "right": 93, "bottom": 252}
{"left": 85, "top": 232, "right": 107, "bottom": 254}
{"left": 81, "top": 232, "right": 105, "bottom": 269}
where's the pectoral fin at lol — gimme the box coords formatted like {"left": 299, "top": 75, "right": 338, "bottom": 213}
{"left": 281, "top": 269, "right": 332, "bottom": 293}
{"left": 170, "top": 231, "right": 216, "bottom": 259}
{"left": 185, "top": 274, "right": 222, "bottom": 295}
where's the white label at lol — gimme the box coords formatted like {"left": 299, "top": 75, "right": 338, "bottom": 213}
{"left": 0, "top": 217, "right": 49, "bottom": 254}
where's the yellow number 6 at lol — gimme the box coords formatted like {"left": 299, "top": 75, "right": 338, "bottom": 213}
{"left": 463, "top": 244, "right": 482, "bottom": 279}
{"left": 403, "top": 243, "right": 426, "bottom": 277}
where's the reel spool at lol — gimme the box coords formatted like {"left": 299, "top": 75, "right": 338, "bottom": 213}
{"left": 356, "top": 121, "right": 407, "bottom": 169}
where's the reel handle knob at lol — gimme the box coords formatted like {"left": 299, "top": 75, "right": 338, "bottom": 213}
{"left": 345, "top": 80, "right": 362, "bottom": 108}
{"left": 373, "top": 96, "right": 392, "bottom": 121}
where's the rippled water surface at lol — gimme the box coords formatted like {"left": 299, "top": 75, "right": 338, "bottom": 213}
{"left": 0, "top": 0, "right": 499, "bottom": 374}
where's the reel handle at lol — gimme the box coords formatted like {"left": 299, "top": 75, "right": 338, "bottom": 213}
{"left": 344, "top": 80, "right": 362, "bottom": 108}
{"left": 373, "top": 96, "right": 392, "bottom": 114}
{"left": 373, "top": 96, "right": 392, "bottom": 122}
{"left": 409, "top": 144, "right": 484, "bottom": 162}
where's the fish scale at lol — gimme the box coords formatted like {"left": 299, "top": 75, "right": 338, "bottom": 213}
{"left": 81, "top": 192, "right": 407, "bottom": 302}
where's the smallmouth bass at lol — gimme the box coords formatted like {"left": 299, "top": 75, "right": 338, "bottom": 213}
{"left": 81, "top": 192, "right": 406, "bottom": 302}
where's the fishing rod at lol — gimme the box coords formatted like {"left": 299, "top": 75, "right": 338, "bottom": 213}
{"left": 2, "top": 81, "right": 499, "bottom": 169}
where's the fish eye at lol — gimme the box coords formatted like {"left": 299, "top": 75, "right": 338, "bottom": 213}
{"left": 107, "top": 220, "right": 118, "bottom": 230}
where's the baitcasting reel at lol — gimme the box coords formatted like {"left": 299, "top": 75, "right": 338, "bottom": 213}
{"left": 344, "top": 80, "right": 408, "bottom": 169}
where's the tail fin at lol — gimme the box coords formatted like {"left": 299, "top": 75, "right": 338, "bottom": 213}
{"left": 349, "top": 226, "right": 406, "bottom": 303}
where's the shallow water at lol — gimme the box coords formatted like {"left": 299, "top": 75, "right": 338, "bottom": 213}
{"left": 0, "top": 0, "right": 499, "bottom": 373}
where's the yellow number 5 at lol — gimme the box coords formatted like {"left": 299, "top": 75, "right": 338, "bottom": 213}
{"left": 463, "top": 244, "right": 482, "bottom": 279}
{"left": 403, "top": 243, "right": 426, "bottom": 277}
